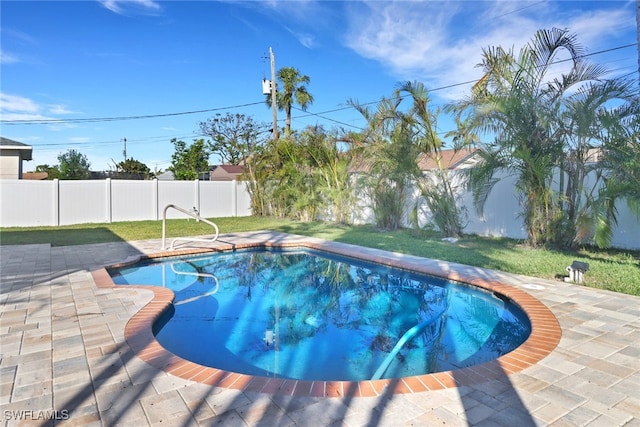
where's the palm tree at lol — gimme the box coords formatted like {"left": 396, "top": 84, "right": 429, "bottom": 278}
{"left": 449, "top": 28, "right": 638, "bottom": 247}
{"left": 395, "top": 81, "right": 466, "bottom": 236}
{"left": 266, "top": 67, "right": 314, "bottom": 137}
{"left": 349, "top": 95, "right": 417, "bottom": 229}
{"left": 555, "top": 77, "right": 638, "bottom": 247}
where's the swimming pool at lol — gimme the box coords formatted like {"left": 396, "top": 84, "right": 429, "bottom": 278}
{"left": 109, "top": 247, "right": 531, "bottom": 382}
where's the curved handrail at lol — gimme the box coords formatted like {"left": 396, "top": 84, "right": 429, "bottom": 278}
{"left": 371, "top": 308, "right": 446, "bottom": 380}
{"left": 161, "top": 204, "right": 220, "bottom": 250}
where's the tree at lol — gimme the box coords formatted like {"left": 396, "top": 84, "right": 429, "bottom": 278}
{"left": 266, "top": 66, "right": 314, "bottom": 137}
{"left": 115, "top": 158, "right": 151, "bottom": 179}
{"left": 348, "top": 82, "right": 462, "bottom": 232}
{"left": 305, "top": 126, "right": 355, "bottom": 224}
{"left": 249, "top": 130, "right": 320, "bottom": 220}
{"left": 248, "top": 125, "right": 355, "bottom": 222}
{"left": 168, "top": 138, "right": 210, "bottom": 180}
{"left": 35, "top": 164, "right": 60, "bottom": 180}
{"left": 58, "top": 149, "right": 91, "bottom": 180}
{"left": 588, "top": 101, "right": 640, "bottom": 246}
{"left": 449, "top": 28, "right": 638, "bottom": 248}
{"left": 555, "top": 77, "right": 638, "bottom": 247}
{"left": 199, "top": 113, "right": 268, "bottom": 165}
{"left": 395, "top": 81, "right": 466, "bottom": 237}
{"left": 348, "top": 95, "right": 419, "bottom": 230}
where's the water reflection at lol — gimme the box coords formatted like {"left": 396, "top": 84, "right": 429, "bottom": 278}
{"left": 111, "top": 249, "right": 531, "bottom": 381}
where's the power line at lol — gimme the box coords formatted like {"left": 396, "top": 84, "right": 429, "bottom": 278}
{"left": 290, "top": 43, "right": 638, "bottom": 126}
{"left": 3, "top": 42, "right": 636, "bottom": 127}
{"left": 291, "top": 106, "right": 364, "bottom": 130}
{"left": 492, "top": 1, "right": 547, "bottom": 19}
{"left": 1, "top": 101, "right": 264, "bottom": 125}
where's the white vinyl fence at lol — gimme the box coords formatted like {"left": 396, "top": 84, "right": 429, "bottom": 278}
{"left": 348, "top": 170, "right": 640, "bottom": 251}
{"left": 1, "top": 176, "right": 638, "bottom": 250}
{"left": 454, "top": 171, "right": 640, "bottom": 251}
{"left": 0, "top": 179, "right": 252, "bottom": 227}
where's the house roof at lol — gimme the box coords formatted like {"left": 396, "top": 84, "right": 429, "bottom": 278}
{"left": 22, "top": 172, "right": 49, "bottom": 180}
{"left": 156, "top": 171, "right": 175, "bottom": 180}
{"left": 215, "top": 165, "right": 245, "bottom": 174}
{"left": 210, "top": 164, "right": 246, "bottom": 181}
{"left": 417, "top": 148, "right": 479, "bottom": 171}
{"left": 0, "top": 137, "right": 33, "bottom": 160}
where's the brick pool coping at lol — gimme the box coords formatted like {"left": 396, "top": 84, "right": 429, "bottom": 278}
{"left": 91, "top": 232, "right": 561, "bottom": 398}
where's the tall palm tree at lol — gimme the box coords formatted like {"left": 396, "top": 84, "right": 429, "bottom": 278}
{"left": 395, "top": 81, "right": 465, "bottom": 236}
{"left": 349, "top": 95, "right": 417, "bottom": 229}
{"left": 266, "top": 67, "right": 314, "bottom": 137}
{"left": 450, "top": 28, "right": 638, "bottom": 247}
{"left": 556, "top": 77, "right": 638, "bottom": 247}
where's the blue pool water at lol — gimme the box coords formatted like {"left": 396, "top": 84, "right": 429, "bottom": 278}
{"left": 109, "top": 248, "right": 531, "bottom": 381}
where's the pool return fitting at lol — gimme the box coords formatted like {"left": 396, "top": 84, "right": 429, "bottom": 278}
{"left": 161, "top": 204, "right": 220, "bottom": 250}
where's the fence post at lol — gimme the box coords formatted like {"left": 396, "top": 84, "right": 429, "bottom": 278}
{"left": 232, "top": 179, "right": 238, "bottom": 217}
{"left": 105, "top": 178, "right": 112, "bottom": 223}
{"left": 153, "top": 178, "right": 159, "bottom": 220}
{"left": 194, "top": 179, "right": 200, "bottom": 215}
{"left": 53, "top": 179, "right": 60, "bottom": 226}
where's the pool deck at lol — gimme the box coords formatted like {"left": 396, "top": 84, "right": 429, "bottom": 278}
{"left": 1, "top": 231, "right": 639, "bottom": 426}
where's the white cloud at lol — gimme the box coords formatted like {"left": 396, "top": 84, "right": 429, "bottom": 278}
{"left": 99, "top": 0, "right": 162, "bottom": 16}
{"left": 561, "top": 8, "right": 635, "bottom": 49}
{"left": 1, "top": 93, "right": 41, "bottom": 114}
{"left": 48, "top": 104, "right": 80, "bottom": 115}
{"left": 284, "top": 26, "right": 317, "bottom": 49}
{"left": 231, "top": 0, "right": 330, "bottom": 49}
{"left": 0, "top": 50, "right": 20, "bottom": 65}
{"left": 0, "top": 93, "right": 81, "bottom": 129}
{"left": 343, "top": 0, "right": 636, "bottom": 101}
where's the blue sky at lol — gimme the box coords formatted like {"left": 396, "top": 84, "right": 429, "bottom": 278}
{"left": 1, "top": 0, "right": 637, "bottom": 172}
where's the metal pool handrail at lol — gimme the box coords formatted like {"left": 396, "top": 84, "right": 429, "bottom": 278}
{"left": 161, "top": 204, "right": 220, "bottom": 250}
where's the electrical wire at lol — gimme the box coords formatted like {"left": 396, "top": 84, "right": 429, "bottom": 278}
{"left": 1, "top": 101, "right": 265, "bottom": 125}
{"left": 2, "top": 42, "right": 636, "bottom": 127}
{"left": 290, "top": 43, "right": 638, "bottom": 127}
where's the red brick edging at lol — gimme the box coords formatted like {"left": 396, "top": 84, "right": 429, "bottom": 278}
{"left": 91, "top": 236, "right": 561, "bottom": 397}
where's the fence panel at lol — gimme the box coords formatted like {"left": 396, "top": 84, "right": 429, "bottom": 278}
{"left": 157, "top": 181, "right": 199, "bottom": 220}
{"left": 0, "top": 180, "right": 57, "bottom": 226}
{"left": 236, "top": 181, "right": 253, "bottom": 216}
{"left": 199, "top": 181, "right": 234, "bottom": 217}
{"left": 460, "top": 173, "right": 528, "bottom": 239}
{"left": 59, "top": 180, "right": 109, "bottom": 225}
{"left": 111, "top": 180, "right": 156, "bottom": 222}
{"left": 610, "top": 201, "right": 639, "bottom": 250}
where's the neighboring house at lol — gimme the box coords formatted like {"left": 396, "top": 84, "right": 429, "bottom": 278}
{"left": 210, "top": 165, "right": 245, "bottom": 181}
{"left": 417, "top": 148, "right": 480, "bottom": 171}
{"left": 584, "top": 147, "right": 604, "bottom": 164}
{"left": 22, "top": 172, "right": 49, "bottom": 180}
{"left": 156, "top": 171, "right": 175, "bottom": 181}
{"left": 0, "top": 137, "right": 33, "bottom": 179}
{"left": 347, "top": 148, "right": 481, "bottom": 175}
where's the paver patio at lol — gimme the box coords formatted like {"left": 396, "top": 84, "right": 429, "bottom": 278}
{"left": 1, "top": 231, "right": 639, "bottom": 426}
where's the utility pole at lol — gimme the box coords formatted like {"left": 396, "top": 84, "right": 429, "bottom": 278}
{"left": 122, "top": 137, "right": 127, "bottom": 162}
{"left": 269, "top": 47, "right": 278, "bottom": 141}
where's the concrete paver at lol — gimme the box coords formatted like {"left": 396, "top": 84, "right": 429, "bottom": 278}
{"left": 1, "top": 232, "right": 639, "bottom": 426}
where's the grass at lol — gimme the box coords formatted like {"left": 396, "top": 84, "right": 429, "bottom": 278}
{"left": 1, "top": 216, "right": 639, "bottom": 296}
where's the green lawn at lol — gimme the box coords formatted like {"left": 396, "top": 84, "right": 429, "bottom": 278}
{"left": 1, "top": 216, "right": 638, "bottom": 296}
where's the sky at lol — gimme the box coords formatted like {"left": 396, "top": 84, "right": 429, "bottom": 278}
{"left": 1, "top": 0, "right": 638, "bottom": 173}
